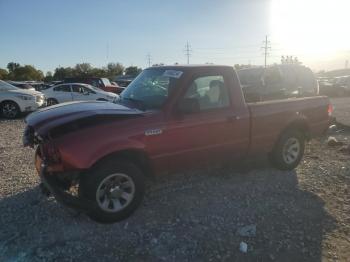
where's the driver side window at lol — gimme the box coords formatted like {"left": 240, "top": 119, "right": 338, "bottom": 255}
{"left": 53, "top": 85, "right": 71, "bottom": 92}
{"left": 72, "top": 85, "right": 84, "bottom": 93}
{"left": 184, "top": 75, "right": 229, "bottom": 111}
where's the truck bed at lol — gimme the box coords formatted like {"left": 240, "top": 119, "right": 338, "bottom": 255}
{"left": 248, "top": 96, "right": 330, "bottom": 154}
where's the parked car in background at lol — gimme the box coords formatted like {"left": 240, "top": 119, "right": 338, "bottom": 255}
{"left": 319, "top": 76, "right": 350, "bottom": 97}
{"left": 24, "top": 81, "right": 46, "bottom": 91}
{"left": 37, "top": 81, "right": 64, "bottom": 91}
{"left": 238, "top": 64, "right": 319, "bottom": 102}
{"left": 24, "top": 65, "right": 331, "bottom": 222}
{"left": 51, "top": 81, "right": 64, "bottom": 86}
{"left": 41, "top": 83, "right": 118, "bottom": 106}
{"left": 0, "top": 80, "right": 45, "bottom": 119}
{"left": 64, "top": 77, "right": 124, "bottom": 94}
{"left": 114, "top": 75, "right": 135, "bottom": 87}
{"left": 333, "top": 76, "right": 350, "bottom": 96}
{"left": 7, "top": 81, "right": 35, "bottom": 91}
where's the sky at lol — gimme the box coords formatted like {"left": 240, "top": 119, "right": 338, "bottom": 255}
{"left": 0, "top": 0, "right": 349, "bottom": 73}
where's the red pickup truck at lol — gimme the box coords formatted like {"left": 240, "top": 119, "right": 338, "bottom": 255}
{"left": 23, "top": 65, "right": 331, "bottom": 223}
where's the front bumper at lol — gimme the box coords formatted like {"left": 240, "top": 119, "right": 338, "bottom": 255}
{"left": 19, "top": 99, "right": 46, "bottom": 112}
{"left": 39, "top": 163, "right": 95, "bottom": 213}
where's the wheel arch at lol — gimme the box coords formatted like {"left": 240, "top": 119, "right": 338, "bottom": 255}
{"left": 270, "top": 118, "right": 310, "bottom": 153}
{"left": 47, "top": 97, "right": 59, "bottom": 102}
{"left": 283, "top": 118, "right": 310, "bottom": 140}
{"left": 0, "top": 99, "right": 22, "bottom": 113}
{"left": 274, "top": 118, "right": 310, "bottom": 149}
{"left": 89, "top": 149, "right": 155, "bottom": 180}
{"left": 0, "top": 99, "right": 20, "bottom": 107}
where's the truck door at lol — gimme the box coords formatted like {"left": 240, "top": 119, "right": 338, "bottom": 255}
{"left": 161, "top": 72, "right": 250, "bottom": 171}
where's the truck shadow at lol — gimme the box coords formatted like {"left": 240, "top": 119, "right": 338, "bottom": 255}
{"left": 0, "top": 164, "right": 337, "bottom": 262}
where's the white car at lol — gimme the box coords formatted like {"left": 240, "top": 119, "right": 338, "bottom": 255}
{"left": 0, "top": 80, "right": 46, "bottom": 119}
{"left": 42, "top": 83, "right": 118, "bottom": 106}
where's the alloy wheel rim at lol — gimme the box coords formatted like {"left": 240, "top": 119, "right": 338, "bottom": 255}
{"left": 96, "top": 173, "right": 135, "bottom": 212}
{"left": 282, "top": 137, "right": 300, "bottom": 164}
{"left": 2, "top": 103, "right": 17, "bottom": 118}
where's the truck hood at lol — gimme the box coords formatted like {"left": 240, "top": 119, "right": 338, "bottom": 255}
{"left": 24, "top": 101, "right": 143, "bottom": 139}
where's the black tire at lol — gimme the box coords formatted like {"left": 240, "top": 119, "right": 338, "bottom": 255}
{"left": 1, "top": 101, "right": 20, "bottom": 119}
{"left": 79, "top": 158, "right": 145, "bottom": 223}
{"left": 269, "top": 129, "right": 305, "bottom": 170}
{"left": 47, "top": 98, "right": 58, "bottom": 106}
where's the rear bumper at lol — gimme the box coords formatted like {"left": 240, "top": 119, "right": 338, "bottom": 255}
{"left": 39, "top": 163, "right": 94, "bottom": 213}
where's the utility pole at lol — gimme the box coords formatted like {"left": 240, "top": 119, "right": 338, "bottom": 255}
{"left": 261, "top": 35, "right": 271, "bottom": 68}
{"left": 184, "top": 41, "right": 192, "bottom": 64}
{"left": 146, "top": 53, "right": 152, "bottom": 67}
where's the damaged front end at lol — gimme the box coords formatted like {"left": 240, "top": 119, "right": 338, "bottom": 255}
{"left": 38, "top": 163, "right": 95, "bottom": 212}
{"left": 24, "top": 127, "right": 94, "bottom": 212}
{"left": 22, "top": 101, "right": 144, "bottom": 213}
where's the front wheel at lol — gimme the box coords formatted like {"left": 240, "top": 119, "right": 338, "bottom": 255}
{"left": 269, "top": 130, "right": 305, "bottom": 170}
{"left": 47, "top": 98, "right": 58, "bottom": 106}
{"left": 79, "top": 159, "right": 145, "bottom": 223}
{"left": 1, "top": 101, "right": 20, "bottom": 119}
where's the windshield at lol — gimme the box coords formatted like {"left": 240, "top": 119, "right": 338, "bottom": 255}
{"left": 84, "top": 84, "right": 100, "bottom": 92}
{"left": 101, "top": 78, "right": 111, "bottom": 86}
{"left": 120, "top": 68, "right": 183, "bottom": 110}
{"left": 0, "top": 80, "right": 18, "bottom": 91}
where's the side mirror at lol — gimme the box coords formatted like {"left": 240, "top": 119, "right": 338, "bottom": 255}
{"left": 177, "top": 98, "right": 200, "bottom": 114}
{"left": 83, "top": 91, "right": 90, "bottom": 95}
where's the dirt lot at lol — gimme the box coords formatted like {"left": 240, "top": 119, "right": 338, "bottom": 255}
{"left": 0, "top": 119, "right": 349, "bottom": 262}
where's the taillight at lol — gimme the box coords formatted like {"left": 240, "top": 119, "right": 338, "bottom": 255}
{"left": 328, "top": 104, "right": 333, "bottom": 116}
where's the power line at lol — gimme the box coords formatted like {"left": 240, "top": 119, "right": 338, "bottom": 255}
{"left": 195, "top": 45, "right": 261, "bottom": 50}
{"left": 184, "top": 41, "right": 192, "bottom": 64}
{"left": 261, "top": 35, "right": 271, "bottom": 68}
{"left": 146, "top": 53, "right": 152, "bottom": 67}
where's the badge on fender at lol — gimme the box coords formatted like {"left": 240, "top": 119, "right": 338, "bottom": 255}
{"left": 145, "top": 129, "right": 163, "bottom": 136}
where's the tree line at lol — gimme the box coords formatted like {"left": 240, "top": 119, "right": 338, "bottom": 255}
{"left": 0, "top": 62, "right": 142, "bottom": 82}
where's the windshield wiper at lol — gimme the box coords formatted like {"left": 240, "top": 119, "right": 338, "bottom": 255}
{"left": 121, "top": 97, "right": 146, "bottom": 111}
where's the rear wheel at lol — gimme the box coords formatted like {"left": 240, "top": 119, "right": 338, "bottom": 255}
{"left": 1, "top": 101, "right": 20, "bottom": 119}
{"left": 79, "top": 159, "right": 145, "bottom": 223}
{"left": 47, "top": 98, "right": 58, "bottom": 106}
{"left": 269, "top": 130, "right": 305, "bottom": 170}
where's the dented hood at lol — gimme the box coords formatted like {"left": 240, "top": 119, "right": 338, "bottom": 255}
{"left": 25, "top": 101, "right": 143, "bottom": 135}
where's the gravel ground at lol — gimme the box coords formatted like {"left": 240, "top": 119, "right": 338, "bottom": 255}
{"left": 0, "top": 119, "right": 349, "bottom": 262}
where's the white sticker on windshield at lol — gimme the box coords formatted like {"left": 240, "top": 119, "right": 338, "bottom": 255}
{"left": 163, "top": 70, "right": 183, "bottom": 79}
